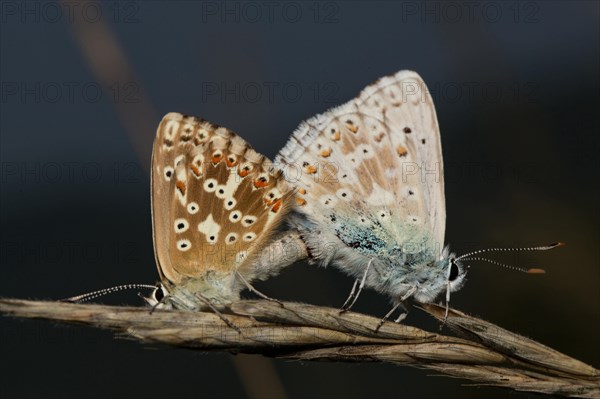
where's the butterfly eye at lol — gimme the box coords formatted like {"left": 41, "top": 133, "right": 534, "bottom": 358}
{"left": 449, "top": 262, "right": 460, "bottom": 281}
{"left": 152, "top": 285, "right": 165, "bottom": 302}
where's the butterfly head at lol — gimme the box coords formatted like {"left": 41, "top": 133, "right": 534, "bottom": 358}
{"left": 411, "top": 249, "right": 468, "bottom": 303}
{"left": 145, "top": 272, "right": 243, "bottom": 311}
{"left": 144, "top": 281, "right": 204, "bottom": 311}
{"left": 145, "top": 283, "right": 172, "bottom": 309}
{"left": 446, "top": 255, "right": 468, "bottom": 293}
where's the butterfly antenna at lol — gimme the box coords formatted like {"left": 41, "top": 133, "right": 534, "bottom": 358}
{"left": 62, "top": 284, "right": 157, "bottom": 303}
{"left": 460, "top": 257, "right": 546, "bottom": 274}
{"left": 456, "top": 242, "right": 564, "bottom": 261}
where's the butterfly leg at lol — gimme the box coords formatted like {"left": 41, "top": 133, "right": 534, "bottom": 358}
{"left": 235, "top": 270, "right": 284, "bottom": 306}
{"left": 439, "top": 281, "right": 451, "bottom": 330}
{"left": 140, "top": 292, "right": 164, "bottom": 315}
{"left": 339, "top": 279, "right": 360, "bottom": 313}
{"left": 375, "top": 302, "right": 403, "bottom": 332}
{"left": 339, "top": 259, "right": 373, "bottom": 313}
{"left": 394, "top": 303, "right": 408, "bottom": 323}
{"left": 375, "top": 286, "right": 417, "bottom": 332}
{"left": 194, "top": 293, "right": 241, "bottom": 334}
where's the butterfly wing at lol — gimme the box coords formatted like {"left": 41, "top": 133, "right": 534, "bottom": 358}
{"left": 275, "top": 71, "right": 445, "bottom": 273}
{"left": 152, "top": 113, "right": 292, "bottom": 287}
{"left": 357, "top": 70, "right": 445, "bottom": 247}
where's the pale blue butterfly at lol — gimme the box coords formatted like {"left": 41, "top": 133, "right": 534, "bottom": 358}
{"left": 275, "top": 70, "right": 558, "bottom": 326}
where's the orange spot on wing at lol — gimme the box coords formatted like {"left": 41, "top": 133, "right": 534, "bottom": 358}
{"left": 238, "top": 166, "right": 251, "bottom": 177}
{"left": 346, "top": 124, "right": 358, "bottom": 133}
{"left": 212, "top": 153, "right": 223, "bottom": 164}
{"left": 254, "top": 177, "right": 269, "bottom": 188}
{"left": 298, "top": 188, "right": 306, "bottom": 195}
{"left": 226, "top": 157, "right": 237, "bottom": 167}
{"left": 271, "top": 199, "right": 282, "bottom": 213}
{"left": 176, "top": 180, "right": 186, "bottom": 195}
{"left": 320, "top": 148, "right": 331, "bottom": 157}
{"left": 306, "top": 165, "right": 317, "bottom": 174}
{"left": 331, "top": 131, "right": 341, "bottom": 141}
{"left": 264, "top": 194, "right": 277, "bottom": 206}
{"left": 295, "top": 197, "right": 307, "bottom": 206}
{"left": 190, "top": 164, "right": 201, "bottom": 177}
{"left": 396, "top": 145, "right": 408, "bottom": 157}
{"left": 374, "top": 132, "right": 385, "bottom": 142}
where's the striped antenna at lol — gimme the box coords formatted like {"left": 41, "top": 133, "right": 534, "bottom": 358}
{"left": 62, "top": 284, "right": 157, "bottom": 303}
{"left": 460, "top": 257, "right": 546, "bottom": 274}
{"left": 456, "top": 242, "right": 564, "bottom": 261}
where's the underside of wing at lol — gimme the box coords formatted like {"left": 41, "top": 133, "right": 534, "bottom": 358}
{"left": 275, "top": 70, "right": 446, "bottom": 253}
{"left": 152, "top": 113, "right": 292, "bottom": 285}
{"left": 357, "top": 71, "right": 445, "bottom": 248}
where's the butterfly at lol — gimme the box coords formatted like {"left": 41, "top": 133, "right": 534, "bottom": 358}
{"left": 145, "top": 112, "right": 306, "bottom": 315}
{"left": 274, "top": 71, "right": 460, "bottom": 319}
{"left": 64, "top": 113, "right": 307, "bottom": 329}
{"left": 275, "top": 71, "right": 466, "bottom": 318}
{"left": 275, "top": 70, "right": 557, "bottom": 325}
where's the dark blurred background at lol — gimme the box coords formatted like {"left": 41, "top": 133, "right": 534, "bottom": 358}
{"left": 1, "top": 1, "right": 598, "bottom": 398}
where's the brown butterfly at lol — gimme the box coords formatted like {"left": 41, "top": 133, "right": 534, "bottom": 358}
{"left": 64, "top": 113, "right": 306, "bottom": 330}
{"left": 145, "top": 113, "right": 305, "bottom": 315}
